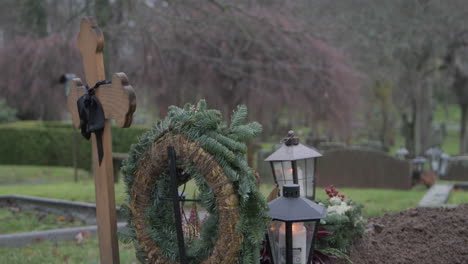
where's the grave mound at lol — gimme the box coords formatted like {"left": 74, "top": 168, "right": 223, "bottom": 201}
{"left": 348, "top": 204, "right": 468, "bottom": 264}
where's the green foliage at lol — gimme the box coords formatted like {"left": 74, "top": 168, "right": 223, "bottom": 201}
{"left": 316, "top": 194, "right": 366, "bottom": 257}
{"left": 0, "top": 99, "right": 17, "bottom": 124}
{"left": 121, "top": 100, "right": 269, "bottom": 264}
{"left": 0, "top": 121, "right": 148, "bottom": 170}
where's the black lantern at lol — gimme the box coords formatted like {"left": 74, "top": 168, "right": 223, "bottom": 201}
{"left": 412, "top": 157, "right": 427, "bottom": 173}
{"left": 265, "top": 131, "right": 322, "bottom": 200}
{"left": 267, "top": 184, "right": 326, "bottom": 264}
{"left": 411, "top": 157, "right": 426, "bottom": 183}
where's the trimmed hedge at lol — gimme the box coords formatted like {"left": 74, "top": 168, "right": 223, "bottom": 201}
{"left": 0, "top": 121, "right": 149, "bottom": 170}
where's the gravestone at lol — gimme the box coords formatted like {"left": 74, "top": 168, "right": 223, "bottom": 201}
{"left": 67, "top": 17, "right": 136, "bottom": 264}
{"left": 445, "top": 156, "right": 468, "bottom": 181}
{"left": 316, "top": 148, "right": 412, "bottom": 189}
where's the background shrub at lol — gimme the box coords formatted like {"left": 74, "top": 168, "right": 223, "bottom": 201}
{"left": 0, "top": 99, "right": 17, "bottom": 124}
{"left": 0, "top": 121, "right": 148, "bottom": 170}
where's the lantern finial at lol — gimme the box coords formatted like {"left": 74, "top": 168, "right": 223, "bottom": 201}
{"left": 284, "top": 130, "right": 299, "bottom": 146}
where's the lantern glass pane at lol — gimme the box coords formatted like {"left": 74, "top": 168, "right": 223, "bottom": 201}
{"left": 304, "top": 158, "right": 315, "bottom": 198}
{"left": 268, "top": 221, "right": 313, "bottom": 264}
{"left": 295, "top": 159, "right": 306, "bottom": 197}
{"left": 281, "top": 161, "right": 294, "bottom": 184}
{"left": 304, "top": 221, "right": 318, "bottom": 263}
{"left": 273, "top": 161, "right": 294, "bottom": 192}
{"left": 305, "top": 178, "right": 314, "bottom": 199}
{"left": 267, "top": 221, "right": 283, "bottom": 264}
{"left": 272, "top": 161, "right": 284, "bottom": 183}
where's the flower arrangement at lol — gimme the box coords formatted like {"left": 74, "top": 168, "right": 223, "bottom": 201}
{"left": 261, "top": 185, "right": 365, "bottom": 264}
{"left": 315, "top": 186, "right": 366, "bottom": 262}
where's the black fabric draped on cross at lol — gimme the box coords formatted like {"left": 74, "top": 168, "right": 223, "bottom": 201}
{"left": 77, "top": 80, "right": 111, "bottom": 165}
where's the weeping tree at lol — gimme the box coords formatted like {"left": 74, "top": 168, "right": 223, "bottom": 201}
{"left": 297, "top": 0, "right": 468, "bottom": 155}
{"left": 123, "top": 0, "right": 361, "bottom": 140}
{"left": 1, "top": 0, "right": 362, "bottom": 142}
{"left": 0, "top": 35, "right": 81, "bottom": 120}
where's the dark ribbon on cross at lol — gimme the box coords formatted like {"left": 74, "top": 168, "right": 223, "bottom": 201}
{"left": 77, "top": 80, "right": 111, "bottom": 165}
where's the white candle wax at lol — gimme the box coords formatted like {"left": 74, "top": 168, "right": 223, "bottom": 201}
{"left": 279, "top": 222, "right": 307, "bottom": 264}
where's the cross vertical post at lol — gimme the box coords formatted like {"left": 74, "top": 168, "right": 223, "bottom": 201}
{"left": 67, "top": 17, "right": 136, "bottom": 264}
{"left": 79, "top": 16, "right": 119, "bottom": 264}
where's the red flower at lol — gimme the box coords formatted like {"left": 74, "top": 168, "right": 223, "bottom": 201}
{"left": 316, "top": 226, "right": 333, "bottom": 239}
{"left": 324, "top": 185, "right": 345, "bottom": 200}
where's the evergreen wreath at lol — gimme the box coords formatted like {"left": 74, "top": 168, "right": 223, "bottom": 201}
{"left": 119, "top": 100, "right": 270, "bottom": 264}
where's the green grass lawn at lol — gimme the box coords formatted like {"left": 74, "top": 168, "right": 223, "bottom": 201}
{"left": 447, "top": 188, "right": 468, "bottom": 204}
{"left": 316, "top": 186, "right": 429, "bottom": 217}
{"left": 0, "top": 237, "right": 137, "bottom": 264}
{"left": 0, "top": 165, "right": 90, "bottom": 184}
{"left": 0, "top": 180, "right": 127, "bottom": 204}
{"left": 0, "top": 208, "right": 85, "bottom": 235}
{"left": 1, "top": 181, "right": 462, "bottom": 264}
{"left": 0, "top": 163, "right": 467, "bottom": 264}
{"left": 0, "top": 178, "right": 440, "bottom": 218}
{"left": 434, "top": 104, "right": 460, "bottom": 127}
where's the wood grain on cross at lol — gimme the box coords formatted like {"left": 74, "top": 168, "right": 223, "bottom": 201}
{"left": 67, "top": 17, "right": 136, "bottom": 264}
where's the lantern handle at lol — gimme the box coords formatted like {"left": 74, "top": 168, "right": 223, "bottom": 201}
{"left": 283, "top": 130, "right": 299, "bottom": 146}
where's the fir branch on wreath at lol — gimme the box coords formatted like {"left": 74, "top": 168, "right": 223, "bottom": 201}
{"left": 119, "top": 100, "right": 270, "bottom": 264}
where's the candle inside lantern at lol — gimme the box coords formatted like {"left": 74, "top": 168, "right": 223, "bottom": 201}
{"left": 278, "top": 222, "right": 307, "bottom": 264}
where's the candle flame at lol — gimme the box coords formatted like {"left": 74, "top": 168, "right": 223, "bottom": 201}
{"left": 292, "top": 222, "right": 305, "bottom": 233}
{"left": 278, "top": 222, "right": 305, "bottom": 234}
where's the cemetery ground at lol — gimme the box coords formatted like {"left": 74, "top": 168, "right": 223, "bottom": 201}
{"left": 0, "top": 106, "right": 466, "bottom": 263}
{"left": 0, "top": 165, "right": 467, "bottom": 263}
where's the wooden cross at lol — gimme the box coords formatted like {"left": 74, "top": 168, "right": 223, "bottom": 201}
{"left": 67, "top": 17, "right": 136, "bottom": 264}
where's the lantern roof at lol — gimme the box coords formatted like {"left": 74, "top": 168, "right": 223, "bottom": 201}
{"left": 265, "top": 143, "right": 322, "bottom": 161}
{"left": 268, "top": 185, "right": 326, "bottom": 222}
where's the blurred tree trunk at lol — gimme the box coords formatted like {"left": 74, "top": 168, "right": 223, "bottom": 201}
{"left": 374, "top": 80, "right": 396, "bottom": 149}
{"left": 19, "top": 0, "right": 48, "bottom": 37}
{"left": 445, "top": 31, "right": 468, "bottom": 154}
{"left": 95, "top": 0, "right": 112, "bottom": 78}
{"left": 415, "top": 80, "right": 433, "bottom": 156}
{"left": 461, "top": 104, "right": 468, "bottom": 153}
{"left": 401, "top": 77, "right": 433, "bottom": 156}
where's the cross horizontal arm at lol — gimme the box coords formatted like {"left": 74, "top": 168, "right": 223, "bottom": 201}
{"left": 67, "top": 72, "right": 136, "bottom": 128}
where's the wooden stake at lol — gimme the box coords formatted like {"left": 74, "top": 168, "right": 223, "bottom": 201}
{"left": 67, "top": 17, "right": 136, "bottom": 264}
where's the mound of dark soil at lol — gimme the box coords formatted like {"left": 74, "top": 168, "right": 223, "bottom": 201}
{"left": 348, "top": 204, "right": 468, "bottom": 264}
